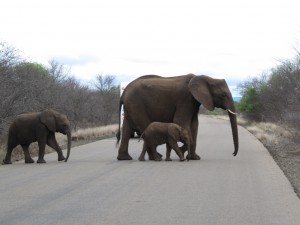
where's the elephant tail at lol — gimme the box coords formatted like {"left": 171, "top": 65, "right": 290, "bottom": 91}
{"left": 115, "top": 95, "right": 123, "bottom": 148}
{"left": 138, "top": 131, "right": 145, "bottom": 142}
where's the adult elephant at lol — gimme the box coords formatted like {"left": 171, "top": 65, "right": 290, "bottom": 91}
{"left": 3, "top": 109, "right": 72, "bottom": 164}
{"left": 116, "top": 74, "right": 239, "bottom": 160}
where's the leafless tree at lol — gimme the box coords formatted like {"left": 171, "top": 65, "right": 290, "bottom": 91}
{"left": 0, "top": 43, "right": 120, "bottom": 143}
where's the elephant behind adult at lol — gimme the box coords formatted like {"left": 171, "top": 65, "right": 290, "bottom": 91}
{"left": 116, "top": 74, "right": 238, "bottom": 160}
{"left": 3, "top": 109, "right": 72, "bottom": 164}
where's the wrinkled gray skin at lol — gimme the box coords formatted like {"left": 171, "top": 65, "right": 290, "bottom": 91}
{"left": 138, "top": 122, "right": 191, "bottom": 161}
{"left": 116, "top": 74, "right": 238, "bottom": 160}
{"left": 3, "top": 109, "right": 71, "bottom": 164}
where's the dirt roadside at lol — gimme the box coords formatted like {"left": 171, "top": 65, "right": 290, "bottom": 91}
{"left": 233, "top": 117, "right": 300, "bottom": 199}
{"left": 260, "top": 131, "right": 300, "bottom": 199}
{"left": 214, "top": 115, "right": 300, "bottom": 198}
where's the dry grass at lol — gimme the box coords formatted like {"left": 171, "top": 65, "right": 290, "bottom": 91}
{"left": 246, "top": 122, "right": 292, "bottom": 144}
{"left": 214, "top": 115, "right": 293, "bottom": 145}
{"left": 70, "top": 124, "right": 118, "bottom": 141}
{"left": 0, "top": 124, "right": 118, "bottom": 163}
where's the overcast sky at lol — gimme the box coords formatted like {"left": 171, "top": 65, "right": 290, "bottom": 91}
{"left": 1, "top": 0, "right": 300, "bottom": 96}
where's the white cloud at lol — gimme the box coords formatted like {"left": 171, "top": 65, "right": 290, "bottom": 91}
{"left": 1, "top": 0, "right": 300, "bottom": 90}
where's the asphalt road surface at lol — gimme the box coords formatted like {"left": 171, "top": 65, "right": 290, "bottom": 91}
{"left": 1, "top": 116, "right": 300, "bottom": 225}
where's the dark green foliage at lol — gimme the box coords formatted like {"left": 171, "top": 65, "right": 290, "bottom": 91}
{"left": 239, "top": 88, "right": 257, "bottom": 113}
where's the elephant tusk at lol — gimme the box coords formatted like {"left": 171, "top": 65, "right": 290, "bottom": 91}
{"left": 227, "top": 109, "right": 237, "bottom": 115}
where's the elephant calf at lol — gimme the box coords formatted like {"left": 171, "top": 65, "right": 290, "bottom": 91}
{"left": 2, "top": 109, "right": 71, "bottom": 164}
{"left": 138, "top": 122, "right": 190, "bottom": 161}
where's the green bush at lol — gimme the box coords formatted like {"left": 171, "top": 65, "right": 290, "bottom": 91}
{"left": 238, "top": 88, "right": 257, "bottom": 113}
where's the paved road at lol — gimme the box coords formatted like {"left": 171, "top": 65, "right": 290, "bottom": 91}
{"left": 1, "top": 116, "right": 300, "bottom": 225}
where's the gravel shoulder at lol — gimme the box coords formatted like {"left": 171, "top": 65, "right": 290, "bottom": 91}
{"left": 260, "top": 131, "right": 300, "bottom": 198}
{"left": 214, "top": 114, "right": 300, "bottom": 198}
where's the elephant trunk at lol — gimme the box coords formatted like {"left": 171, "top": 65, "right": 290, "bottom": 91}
{"left": 227, "top": 108, "right": 239, "bottom": 156}
{"left": 65, "top": 129, "right": 71, "bottom": 162}
{"left": 187, "top": 145, "right": 191, "bottom": 162}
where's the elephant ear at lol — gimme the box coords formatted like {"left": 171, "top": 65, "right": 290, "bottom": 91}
{"left": 188, "top": 75, "right": 215, "bottom": 111}
{"left": 168, "top": 124, "right": 181, "bottom": 141}
{"left": 40, "top": 110, "right": 56, "bottom": 132}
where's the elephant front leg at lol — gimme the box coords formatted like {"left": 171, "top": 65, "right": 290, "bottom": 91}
{"left": 169, "top": 141, "right": 185, "bottom": 161}
{"left": 21, "top": 144, "right": 35, "bottom": 163}
{"left": 186, "top": 142, "right": 200, "bottom": 160}
{"left": 47, "top": 133, "right": 65, "bottom": 161}
{"left": 187, "top": 142, "right": 200, "bottom": 160}
{"left": 179, "top": 144, "right": 188, "bottom": 155}
{"left": 37, "top": 140, "right": 47, "bottom": 163}
{"left": 148, "top": 150, "right": 163, "bottom": 160}
{"left": 187, "top": 114, "right": 201, "bottom": 160}
{"left": 165, "top": 144, "right": 172, "bottom": 161}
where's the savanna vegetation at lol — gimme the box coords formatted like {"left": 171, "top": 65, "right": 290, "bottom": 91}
{"left": 238, "top": 56, "right": 300, "bottom": 129}
{"left": 0, "top": 42, "right": 120, "bottom": 161}
{"left": 237, "top": 52, "right": 300, "bottom": 198}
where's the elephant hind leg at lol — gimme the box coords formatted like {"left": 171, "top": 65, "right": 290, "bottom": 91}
{"left": 117, "top": 118, "right": 134, "bottom": 160}
{"left": 3, "top": 147, "right": 14, "bottom": 164}
{"left": 21, "top": 144, "right": 34, "bottom": 164}
{"left": 3, "top": 136, "right": 18, "bottom": 164}
{"left": 138, "top": 143, "right": 147, "bottom": 161}
{"left": 147, "top": 144, "right": 161, "bottom": 161}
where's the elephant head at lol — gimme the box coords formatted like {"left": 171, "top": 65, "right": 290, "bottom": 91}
{"left": 40, "top": 109, "right": 72, "bottom": 162}
{"left": 188, "top": 75, "right": 239, "bottom": 156}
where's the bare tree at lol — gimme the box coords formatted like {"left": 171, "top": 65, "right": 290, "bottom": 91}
{"left": 0, "top": 43, "right": 120, "bottom": 143}
{"left": 94, "top": 74, "right": 119, "bottom": 125}
{"left": 239, "top": 56, "right": 300, "bottom": 128}
{"left": 94, "top": 74, "right": 117, "bottom": 93}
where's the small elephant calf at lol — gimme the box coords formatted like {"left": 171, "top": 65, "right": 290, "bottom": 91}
{"left": 138, "top": 122, "right": 190, "bottom": 161}
{"left": 3, "top": 109, "right": 71, "bottom": 164}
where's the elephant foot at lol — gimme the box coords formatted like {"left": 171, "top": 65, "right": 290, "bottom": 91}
{"left": 154, "top": 156, "right": 162, "bottom": 161}
{"left": 157, "top": 152, "right": 163, "bottom": 158}
{"left": 25, "top": 158, "right": 35, "bottom": 164}
{"left": 2, "top": 159, "right": 12, "bottom": 165}
{"left": 58, "top": 155, "right": 65, "bottom": 161}
{"left": 148, "top": 155, "right": 155, "bottom": 160}
{"left": 138, "top": 157, "right": 145, "bottom": 161}
{"left": 180, "top": 145, "right": 187, "bottom": 154}
{"left": 149, "top": 153, "right": 163, "bottom": 160}
{"left": 186, "top": 153, "right": 201, "bottom": 160}
{"left": 117, "top": 153, "right": 132, "bottom": 160}
{"left": 165, "top": 158, "right": 172, "bottom": 161}
{"left": 37, "top": 159, "right": 46, "bottom": 163}
{"left": 179, "top": 158, "right": 186, "bottom": 162}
